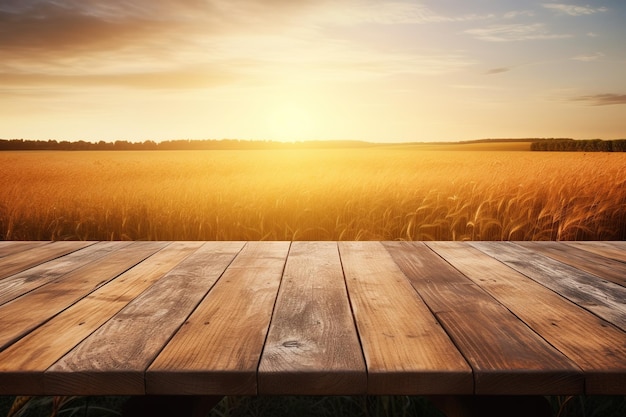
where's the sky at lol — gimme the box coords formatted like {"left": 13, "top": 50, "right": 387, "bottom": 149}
{"left": 1, "top": 0, "right": 625, "bottom": 142}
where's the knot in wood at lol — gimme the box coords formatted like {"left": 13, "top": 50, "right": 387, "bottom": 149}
{"left": 282, "top": 340, "right": 301, "bottom": 348}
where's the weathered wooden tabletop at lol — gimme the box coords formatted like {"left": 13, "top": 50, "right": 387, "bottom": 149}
{"left": 0, "top": 241, "right": 624, "bottom": 396}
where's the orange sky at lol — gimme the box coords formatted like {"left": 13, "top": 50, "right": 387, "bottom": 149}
{"left": 1, "top": 0, "right": 625, "bottom": 142}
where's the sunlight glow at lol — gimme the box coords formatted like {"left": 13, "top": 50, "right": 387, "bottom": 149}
{"left": 267, "top": 104, "right": 315, "bottom": 141}
{"left": 1, "top": 0, "right": 624, "bottom": 141}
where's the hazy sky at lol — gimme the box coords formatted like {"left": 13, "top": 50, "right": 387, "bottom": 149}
{"left": 1, "top": 0, "right": 625, "bottom": 142}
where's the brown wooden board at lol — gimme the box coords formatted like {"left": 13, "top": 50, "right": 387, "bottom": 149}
{"left": 146, "top": 241, "right": 290, "bottom": 395}
{"left": 339, "top": 241, "right": 473, "bottom": 395}
{"left": 0, "top": 241, "right": 93, "bottom": 280}
{"left": 0, "top": 241, "right": 623, "bottom": 398}
{"left": 564, "top": 241, "right": 626, "bottom": 264}
{"left": 0, "top": 241, "right": 164, "bottom": 351}
{"left": 382, "top": 241, "right": 503, "bottom": 314}
{"left": 428, "top": 241, "right": 626, "bottom": 395}
{"left": 44, "top": 241, "right": 245, "bottom": 395}
{"left": 472, "top": 241, "right": 626, "bottom": 332}
{"left": 517, "top": 241, "right": 626, "bottom": 286}
{"left": 0, "top": 242, "right": 49, "bottom": 258}
{"left": 386, "top": 241, "right": 582, "bottom": 395}
{"left": 258, "top": 241, "right": 366, "bottom": 395}
{"left": 0, "top": 241, "right": 131, "bottom": 307}
{"left": 437, "top": 309, "right": 583, "bottom": 395}
{"left": 0, "top": 242, "right": 203, "bottom": 395}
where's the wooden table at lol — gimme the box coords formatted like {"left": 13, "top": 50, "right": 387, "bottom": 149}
{"left": 0, "top": 241, "right": 625, "bottom": 399}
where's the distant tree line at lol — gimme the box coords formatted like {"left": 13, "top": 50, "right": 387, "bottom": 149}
{"left": 531, "top": 139, "right": 626, "bottom": 152}
{"left": 3, "top": 138, "right": 625, "bottom": 151}
{"left": 0, "top": 138, "right": 373, "bottom": 151}
{"left": 459, "top": 138, "right": 574, "bottom": 144}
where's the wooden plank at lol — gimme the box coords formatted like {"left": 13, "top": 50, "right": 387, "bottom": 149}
{"left": 438, "top": 308, "right": 583, "bottom": 395}
{"left": 386, "top": 241, "right": 582, "bottom": 395}
{"left": 382, "top": 241, "right": 503, "bottom": 314}
{"left": 146, "top": 241, "right": 290, "bottom": 396}
{"left": 0, "top": 242, "right": 203, "bottom": 395}
{"left": 472, "top": 241, "right": 626, "bottom": 332}
{"left": 0, "top": 241, "right": 93, "bottom": 280}
{"left": 0, "top": 241, "right": 164, "bottom": 350}
{"left": 428, "top": 241, "right": 626, "bottom": 395}
{"left": 258, "top": 241, "right": 366, "bottom": 395}
{"left": 564, "top": 241, "right": 626, "bottom": 264}
{"left": 0, "top": 241, "right": 49, "bottom": 258}
{"left": 0, "top": 241, "right": 132, "bottom": 307}
{"left": 517, "top": 241, "right": 626, "bottom": 286}
{"left": 338, "top": 241, "right": 473, "bottom": 395}
{"left": 44, "top": 241, "right": 245, "bottom": 395}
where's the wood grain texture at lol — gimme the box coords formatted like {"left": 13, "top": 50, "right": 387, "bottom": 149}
{"left": 44, "top": 241, "right": 244, "bottom": 395}
{"left": 387, "top": 241, "right": 582, "bottom": 395}
{"left": 0, "top": 242, "right": 203, "bottom": 395}
{"left": 0, "top": 241, "right": 163, "bottom": 351}
{"left": 472, "top": 241, "right": 626, "bottom": 332}
{"left": 0, "top": 241, "right": 93, "bottom": 280}
{"left": 564, "top": 241, "right": 626, "bottom": 263}
{"left": 516, "top": 241, "right": 626, "bottom": 286}
{"left": 437, "top": 308, "right": 583, "bottom": 395}
{"left": 339, "top": 241, "right": 472, "bottom": 395}
{"left": 0, "top": 241, "right": 624, "bottom": 397}
{"left": 428, "top": 241, "right": 626, "bottom": 395}
{"left": 258, "top": 241, "right": 366, "bottom": 395}
{"left": 382, "top": 241, "right": 502, "bottom": 314}
{"left": 146, "top": 241, "right": 290, "bottom": 395}
{"left": 0, "top": 241, "right": 49, "bottom": 258}
{"left": 0, "top": 241, "right": 130, "bottom": 307}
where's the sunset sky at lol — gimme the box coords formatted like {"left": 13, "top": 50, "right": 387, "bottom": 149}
{"left": 1, "top": 0, "right": 625, "bottom": 142}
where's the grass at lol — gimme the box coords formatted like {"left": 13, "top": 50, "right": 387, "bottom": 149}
{"left": 1, "top": 144, "right": 625, "bottom": 241}
{"left": 2, "top": 395, "right": 626, "bottom": 417}
{"left": 0, "top": 396, "right": 126, "bottom": 417}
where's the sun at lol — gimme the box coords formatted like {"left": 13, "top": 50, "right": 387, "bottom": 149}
{"left": 267, "top": 104, "right": 314, "bottom": 141}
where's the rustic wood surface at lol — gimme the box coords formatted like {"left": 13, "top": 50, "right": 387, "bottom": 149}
{"left": 0, "top": 241, "right": 624, "bottom": 396}
{"left": 258, "top": 242, "right": 366, "bottom": 395}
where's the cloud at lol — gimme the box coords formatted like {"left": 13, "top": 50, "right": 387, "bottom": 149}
{"left": 465, "top": 23, "right": 571, "bottom": 42}
{"left": 450, "top": 84, "right": 492, "bottom": 90}
{"left": 503, "top": 10, "right": 535, "bottom": 19}
{"left": 542, "top": 3, "right": 608, "bottom": 16}
{"left": 314, "top": 1, "right": 494, "bottom": 25}
{"left": 1, "top": 0, "right": 481, "bottom": 92}
{"left": 0, "top": 0, "right": 330, "bottom": 89}
{"left": 0, "top": 0, "right": 324, "bottom": 61}
{"left": 571, "top": 52, "right": 604, "bottom": 62}
{"left": 0, "top": 1, "right": 217, "bottom": 60}
{"left": 0, "top": 68, "right": 241, "bottom": 90}
{"left": 486, "top": 67, "right": 510, "bottom": 75}
{"left": 572, "top": 94, "right": 626, "bottom": 106}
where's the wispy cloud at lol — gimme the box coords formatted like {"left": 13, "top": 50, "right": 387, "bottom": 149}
{"left": 542, "top": 3, "right": 608, "bottom": 16}
{"left": 0, "top": 0, "right": 478, "bottom": 91}
{"left": 503, "top": 10, "right": 535, "bottom": 19}
{"left": 0, "top": 67, "right": 241, "bottom": 90}
{"left": 450, "top": 84, "right": 493, "bottom": 90}
{"left": 486, "top": 67, "right": 510, "bottom": 75}
{"left": 0, "top": 0, "right": 330, "bottom": 60}
{"left": 465, "top": 23, "right": 571, "bottom": 42}
{"left": 0, "top": 1, "right": 218, "bottom": 61}
{"left": 572, "top": 93, "right": 626, "bottom": 106}
{"left": 0, "top": 0, "right": 331, "bottom": 89}
{"left": 314, "top": 1, "right": 494, "bottom": 25}
{"left": 571, "top": 52, "right": 604, "bottom": 62}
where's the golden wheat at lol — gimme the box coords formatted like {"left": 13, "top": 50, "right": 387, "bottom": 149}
{"left": 0, "top": 146, "right": 624, "bottom": 241}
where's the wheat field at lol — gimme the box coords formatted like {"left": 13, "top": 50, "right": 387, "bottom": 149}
{"left": 1, "top": 144, "right": 625, "bottom": 241}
